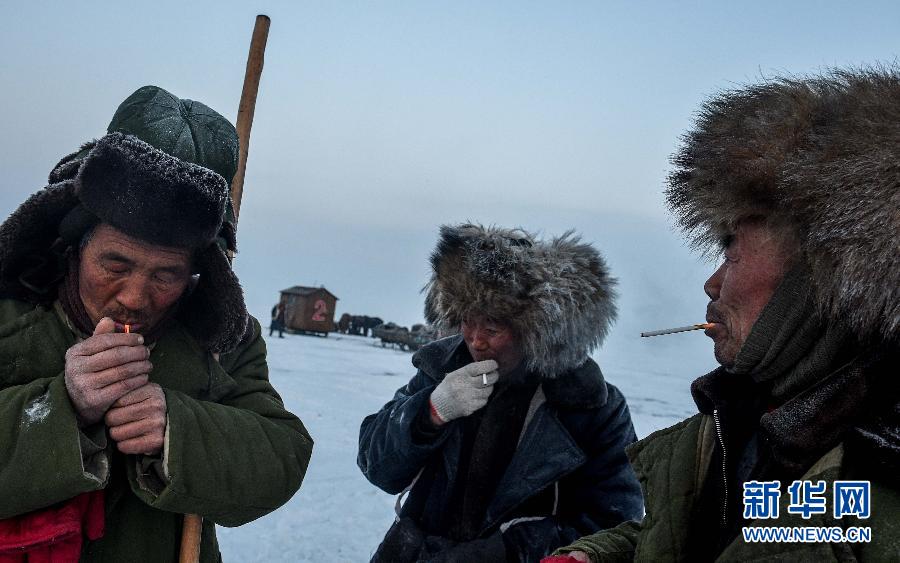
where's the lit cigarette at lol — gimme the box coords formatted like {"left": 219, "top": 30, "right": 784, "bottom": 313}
{"left": 124, "top": 324, "right": 131, "bottom": 334}
{"left": 640, "top": 323, "right": 714, "bottom": 337}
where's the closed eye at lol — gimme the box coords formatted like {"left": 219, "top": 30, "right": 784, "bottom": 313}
{"left": 102, "top": 261, "right": 130, "bottom": 275}
{"left": 153, "top": 272, "right": 178, "bottom": 284}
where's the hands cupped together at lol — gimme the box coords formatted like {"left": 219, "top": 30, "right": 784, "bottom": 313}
{"left": 64, "top": 317, "right": 167, "bottom": 455}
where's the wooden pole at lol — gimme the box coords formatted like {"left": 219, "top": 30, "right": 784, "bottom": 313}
{"left": 178, "top": 16, "right": 271, "bottom": 562}
{"left": 231, "top": 14, "right": 271, "bottom": 225}
{"left": 178, "top": 512, "right": 204, "bottom": 563}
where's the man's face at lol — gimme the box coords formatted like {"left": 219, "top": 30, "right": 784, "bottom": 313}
{"left": 78, "top": 224, "right": 193, "bottom": 333}
{"left": 703, "top": 221, "right": 793, "bottom": 367}
{"left": 461, "top": 317, "right": 524, "bottom": 375}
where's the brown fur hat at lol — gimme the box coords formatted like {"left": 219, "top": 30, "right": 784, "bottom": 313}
{"left": 424, "top": 224, "right": 617, "bottom": 377}
{"left": 667, "top": 67, "right": 900, "bottom": 341}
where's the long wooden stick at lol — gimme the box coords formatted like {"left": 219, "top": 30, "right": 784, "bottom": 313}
{"left": 178, "top": 512, "right": 204, "bottom": 563}
{"left": 178, "top": 16, "right": 271, "bottom": 563}
{"left": 231, "top": 14, "right": 271, "bottom": 224}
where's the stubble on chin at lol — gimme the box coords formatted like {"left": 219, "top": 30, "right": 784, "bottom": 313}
{"left": 713, "top": 337, "right": 739, "bottom": 368}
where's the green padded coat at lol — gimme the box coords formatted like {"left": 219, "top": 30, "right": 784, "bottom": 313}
{"left": 0, "top": 299, "right": 313, "bottom": 562}
{"left": 556, "top": 414, "right": 899, "bottom": 562}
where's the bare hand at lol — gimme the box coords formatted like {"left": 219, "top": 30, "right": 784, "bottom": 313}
{"left": 567, "top": 552, "right": 592, "bottom": 562}
{"left": 64, "top": 317, "right": 151, "bottom": 426}
{"left": 105, "top": 383, "right": 167, "bottom": 455}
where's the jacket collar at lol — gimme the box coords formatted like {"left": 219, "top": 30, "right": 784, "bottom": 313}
{"left": 483, "top": 403, "right": 584, "bottom": 532}
{"left": 692, "top": 345, "right": 900, "bottom": 480}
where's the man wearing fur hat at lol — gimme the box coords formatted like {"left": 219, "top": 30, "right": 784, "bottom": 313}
{"left": 554, "top": 69, "right": 900, "bottom": 561}
{"left": 0, "top": 86, "right": 313, "bottom": 561}
{"left": 358, "top": 224, "right": 643, "bottom": 562}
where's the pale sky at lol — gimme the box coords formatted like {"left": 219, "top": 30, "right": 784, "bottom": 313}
{"left": 3, "top": 1, "right": 898, "bottom": 379}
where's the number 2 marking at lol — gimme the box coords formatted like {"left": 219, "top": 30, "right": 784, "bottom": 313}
{"left": 312, "top": 299, "right": 328, "bottom": 321}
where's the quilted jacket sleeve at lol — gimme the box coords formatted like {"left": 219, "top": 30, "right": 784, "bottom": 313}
{"left": 128, "top": 318, "right": 314, "bottom": 527}
{"left": 0, "top": 301, "right": 109, "bottom": 519}
{"left": 552, "top": 519, "right": 642, "bottom": 562}
{"left": 357, "top": 368, "right": 452, "bottom": 494}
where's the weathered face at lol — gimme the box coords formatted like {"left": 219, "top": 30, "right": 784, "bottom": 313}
{"left": 78, "top": 224, "right": 193, "bottom": 333}
{"left": 461, "top": 316, "right": 524, "bottom": 375}
{"left": 703, "top": 221, "right": 794, "bottom": 367}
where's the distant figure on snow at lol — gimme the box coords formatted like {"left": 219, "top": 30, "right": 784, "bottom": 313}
{"left": 271, "top": 302, "right": 286, "bottom": 338}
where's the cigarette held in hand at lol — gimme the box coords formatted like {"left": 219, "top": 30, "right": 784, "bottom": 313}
{"left": 124, "top": 324, "right": 131, "bottom": 334}
{"left": 640, "top": 323, "right": 715, "bottom": 337}
{"left": 482, "top": 373, "right": 488, "bottom": 386}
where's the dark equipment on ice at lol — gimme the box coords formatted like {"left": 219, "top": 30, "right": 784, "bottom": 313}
{"left": 373, "top": 322, "right": 437, "bottom": 351}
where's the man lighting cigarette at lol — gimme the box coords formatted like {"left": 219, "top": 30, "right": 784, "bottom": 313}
{"left": 554, "top": 67, "right": 899, "bottom": 561}
{"left": 0, "top": 86, "right": 312, "bottom": 561}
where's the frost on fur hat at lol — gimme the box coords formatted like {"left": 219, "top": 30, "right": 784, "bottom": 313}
{"left": 74, "top": 132, "right": 227, "bottom": 250}
{"left": 424, "top": 224, "right": 617, "bottom": 376}
{"left": 666, "top": 67, "right": 900, "bottom": 341}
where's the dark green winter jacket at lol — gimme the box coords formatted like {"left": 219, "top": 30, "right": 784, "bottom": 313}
{"left": 556, "top": 413, "right": 900, "bottom": 562}
{"left": 0, "top": 299, "right": 313, "bottom": 562}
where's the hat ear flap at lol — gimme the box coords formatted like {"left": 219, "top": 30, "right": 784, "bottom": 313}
{"left": 0, "top": 183, "right": 80, "bottom": 300}
{"left": 180, "top": 245, "right": 250, "bottom": 353}
{"left": 48, "top": 140, "right": 96, "bottom": 184}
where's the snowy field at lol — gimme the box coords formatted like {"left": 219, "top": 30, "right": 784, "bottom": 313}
{"left": 217, "top": 331, "right": 701, "bottom": 562}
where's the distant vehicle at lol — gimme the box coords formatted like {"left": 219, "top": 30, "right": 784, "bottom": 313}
{"left": 373, "top": 322, "right": 437, "bottom": 351}
{"left": 349, "top": 315, "right": 384, "bottom": 337}
{"left": 372, "top": 322, "right": 410, "bottom": 350}
{"left": 407, "top": 324, "right": 437, "bottom": 351}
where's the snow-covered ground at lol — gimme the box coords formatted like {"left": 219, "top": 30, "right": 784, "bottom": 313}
{"left": 217, "top": 331, "right": 701, "bottom": 562}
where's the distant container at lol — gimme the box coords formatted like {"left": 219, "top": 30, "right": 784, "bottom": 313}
{"left": 279, "top": 286, "right": 338, "bottom": 337}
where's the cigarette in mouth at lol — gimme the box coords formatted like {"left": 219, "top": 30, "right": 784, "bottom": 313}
{"left": 640, "top": 323, "right": 714, "bottom": 337}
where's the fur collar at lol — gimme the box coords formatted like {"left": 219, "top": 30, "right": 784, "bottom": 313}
{"left": 692, "top": 345, "right": 900, "bottom": 477}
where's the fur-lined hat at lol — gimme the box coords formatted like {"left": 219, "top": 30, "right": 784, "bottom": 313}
{"left": 0, "top": 132, "right": 248, "bottom": 353}
{"left": 424, "top": 224, "right": 617, "bottom": 376}
{"left": 667, "top": 67, "right": 900, "bottom": 341}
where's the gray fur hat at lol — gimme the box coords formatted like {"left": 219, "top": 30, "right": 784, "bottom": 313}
{"left": 424, "top": 224, "right": 617, "bottom": 376}
{"left": 667, "top": 67, "right": 900, "bottom": 341}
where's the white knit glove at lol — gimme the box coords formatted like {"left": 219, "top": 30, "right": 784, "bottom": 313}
{"left": 429, "top": 360, "right": 499, "bottom": 424}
